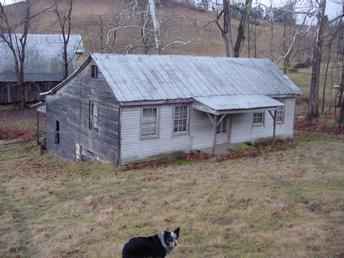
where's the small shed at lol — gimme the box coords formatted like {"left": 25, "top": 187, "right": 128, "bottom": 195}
{"left": 0, "top": 34, "right": 84, "bottom": 104}
{"left": 42, "top": 54, "right": 301, "bottom": 165}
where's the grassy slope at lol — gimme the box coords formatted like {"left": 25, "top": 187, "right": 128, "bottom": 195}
{"left": 1, "top": 133, "right": 344, "bottom": 258}
{"left": 7, "top": 0, "right": 292, "bottom": 57}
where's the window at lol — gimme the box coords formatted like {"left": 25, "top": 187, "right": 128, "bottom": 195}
{"left": 216, "top": 117, "right": 227, "bottom": 134}
{"left": 75, "top": 144, "right": 82, "bottom": 160}
{"left": 55, "top": 120, "right": 60, "bottom": 144}
{"left": 141, "top": 107, "right": 158, "bottom": 138}
{"left": 253, "top": 112, "right": 265, "bottom": 127}
{"left": 173, "top": 105, "right": 189, "bottom": 134}
{"left": 276, "top": 106, "right": 285, "bottom": 124}
{"left": 89, "top": 100, "right": 98, "bottom": 130}
{"left": 91, "top": 65, "right": 98, "bottom": 78}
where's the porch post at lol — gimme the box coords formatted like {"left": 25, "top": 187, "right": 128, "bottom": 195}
{"left": 212, "top": 115, "right": 217, "bottom": 155}
{"left": 207, "top": 113, "right": 227, "bottom": 156}
{"left": 206, "top": 113, "right": 217, "bottom": 156}
{"left": 36, "top": 110, "right": 40, "bottom": 145}
{"left": 268, "top": 110, "right": 277, "bottom": 141}
{"left": 273, "top": 110, "right": 277, "bottom": 140}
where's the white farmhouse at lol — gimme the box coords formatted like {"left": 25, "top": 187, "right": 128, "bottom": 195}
{"left": 41, "top": 54, "right": 301, "bottom": 165}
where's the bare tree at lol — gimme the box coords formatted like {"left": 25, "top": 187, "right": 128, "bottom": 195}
{"left": 54, "top": 0, "right": 73, "bottom": 79}
{"left": 338, "top": 26, "right": 344, "bottom": 125}
{"left": 147, "top": 0, "right": 160, "bottom": 52}
{"left": 247, "top": 14, "right": 251, "bottom": 57}
{"left": 269, "top": 3, "right": 274, "bottom": 60}
{"left": 277, "top": 15, "right": 311, "bottom": 74}
{"left": 126, "top": 0, "right": 160, "bottom": 54}
{"left": 307, "top": 0, "right": 327, "bottom": 121}
{"left": 215, "top": 0, "right": 233, "bottom": 57}
{"left": 254, "top": 15, "right": 257, "bottom": 57}
{"left": 321, "top": 22, "right": 342, "bottom": 113}
{"left": 233, "top": 0, "right": 253, "bottom": 57}
{"left": 0, "top": 0, "right": 32, "bottom": 109}
{"left": 98, "top": 15, "right": 105, "bottom": 52}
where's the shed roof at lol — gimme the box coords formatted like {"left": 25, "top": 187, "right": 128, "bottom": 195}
{"left": 91, "top": 54, "right": 301, "bottom": 103}
{"left": 0, "top": 34, "right": 84, "bottom": 82}
{"left": 193, "top": 95, "right": 284, "bottom": 115}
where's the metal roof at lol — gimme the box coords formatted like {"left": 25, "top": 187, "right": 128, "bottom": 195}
{"left": 91, "top": 54, "right": 301, "bottom": 103}
{"left": 0, "top": 34, "right": 84, "bottom": 82}
{"left": 194, "top": 95, "right": 284, "bottom": 115}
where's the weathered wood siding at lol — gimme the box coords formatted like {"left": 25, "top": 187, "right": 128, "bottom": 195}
{"left": 46, "top": 61, "right": 120, "bottom": 164}
{"left": 120, "top": 98, "right": 296, "bottom": 163}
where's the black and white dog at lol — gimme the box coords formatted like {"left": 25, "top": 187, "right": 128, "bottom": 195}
{"left": 122, "top": 228, "right": 180, "bottom": 258}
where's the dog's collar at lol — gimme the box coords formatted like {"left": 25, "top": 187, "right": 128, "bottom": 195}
{"left": 158, "top": 232, "right": 171, "bottom": 253}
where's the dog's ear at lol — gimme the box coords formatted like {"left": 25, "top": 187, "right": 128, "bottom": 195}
{"left": 174, "top": 227, "right": 180, "bottom": 239}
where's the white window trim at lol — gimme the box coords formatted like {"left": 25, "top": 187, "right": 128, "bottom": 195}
{"left": 94, "top": 101, "right": 99, "bottom": 130}
{"left": 89, "top": 100, "right": 99, "bottom": 131}
{"left": 252, "top": 112, "right": 265, "bottom": 127}
{"left": 276, "top": 106, "right": 285, "bottom": 124}
{"left": 140, "top": 106, "right": 160, "bottom": 140}
{"left": 172, "top": 104, "right": 190, "bottom": 136}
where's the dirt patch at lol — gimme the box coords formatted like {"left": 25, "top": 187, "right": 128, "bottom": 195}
{"left": 0, "top": 109, "right": 36, "bottom": 143}
{"left": 0, "top": 128, "right": 33, "bottom": 141}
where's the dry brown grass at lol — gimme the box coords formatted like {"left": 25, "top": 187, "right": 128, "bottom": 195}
{"left": 1, "top": 132, "right": 344, "bottom": 258}
{"left": 7, "top": 0, "right": 293, "bottom": 57}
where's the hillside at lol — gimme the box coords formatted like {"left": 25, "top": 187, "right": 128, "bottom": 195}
{"left": 6, "top": 0, "right": 311, "bottom": 61}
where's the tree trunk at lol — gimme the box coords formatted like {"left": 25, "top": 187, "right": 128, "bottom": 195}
{"left": 307, "top": 0, "right": 327, "bottom": 121}
{"left": 247, "top": 16, "right": 250, "bottom": 57}
{"left": 282, "top": 23, "right": 287, "bottom": 73}
{"left": 270, "top": 17, "right": 274, "bottom": 60}
{"left": 148, "top": 0, "right": 160, "bottom": 53}
{"left": 307, "top": 42, "right": 322, "bottom": 120}
{"left": 338, "top": 57, "right": 344, "bottom": 124}
{"left": 223, "top": 33, "right": 231, "bottom": 57}
{"left": 339, "top": 93, "right": 344, "bottom": 125}
{"left": 99, "top": 16, "right": 105, "bottom": 52}
{"left": 321, "top": 42, "right": 333, "bottom": 113}
{"left": 63, "top": 44, "right": 68, "bottom": 79}
{"left": 233, "top": 0, "right": 252, "bottom": 57}
{"left": 254, "top": 15, "right": 257, "bottom": 57}
{"left": 223, "top": 0, "right": 232, "bottom": 57}
{"left": 18, "top": 65, "right": 25, "bottom": 110}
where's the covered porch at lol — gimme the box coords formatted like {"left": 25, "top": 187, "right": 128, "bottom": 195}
{"left": 192, "top": 95, "right": 284, "bottom": 155}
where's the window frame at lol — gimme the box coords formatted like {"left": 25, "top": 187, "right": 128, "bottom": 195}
{"left": 173, "top": 104, "right": 190, "bottom": 135}
{"left": 276, "top": 106, "right": 285, "bottom": 124}
{"left": 55, "top": 120, "right": 60, "bottom": 144}
{"left": 252, "top": 112, "right": 265, "bottom": 127}
{"left": 140, "top": 106, "right": 160, "bottom": 139}
{"left": 91, "top": 65, "right": 98, "bottom": 79}
{"left": 89, "top": 100, "right": 99, "bottom": 131}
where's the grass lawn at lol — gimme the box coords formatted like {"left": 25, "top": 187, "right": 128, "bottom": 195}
{"left": 1, "top": 133, "right": 344, "bottom": 258}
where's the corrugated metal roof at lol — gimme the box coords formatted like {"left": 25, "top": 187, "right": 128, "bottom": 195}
{"left": 194, "top": 95, "right": 284, "bottom": 114}
{"left": 91, "top": 54, "right": 301, "bottom": 103}
{"left": 0, "top": 34, "right": 84, "bottom": 82}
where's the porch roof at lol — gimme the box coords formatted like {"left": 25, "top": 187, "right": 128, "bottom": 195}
{"left": 193, "top": 95, "right": 284, "bottom": 115}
